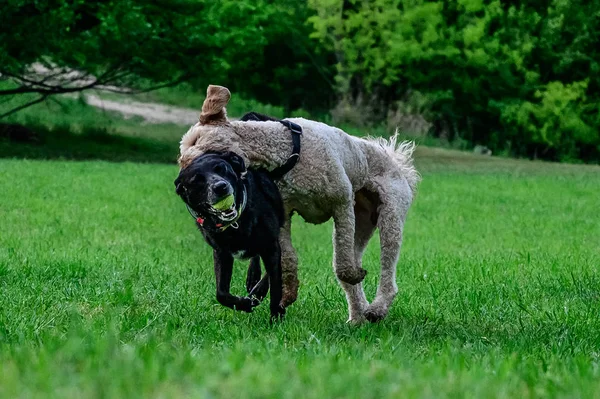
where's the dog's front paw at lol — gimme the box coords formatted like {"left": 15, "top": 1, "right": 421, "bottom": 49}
{"left": 364, "top": 302, "right": 389, "bottom": 323}
{"left": 337, "top": 268, "right": 367, "bottom": 285}
{"left": 235, "top": 296, "right": 261, "bottom": 313}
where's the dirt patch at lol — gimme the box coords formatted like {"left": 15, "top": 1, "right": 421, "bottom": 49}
{"left": 85, "top": 94, "right": 198, "bottom": 125}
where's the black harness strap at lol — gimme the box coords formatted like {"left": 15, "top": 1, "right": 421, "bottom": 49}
{"left": 240, "top": 112, "right": 302, "bottom": 180}
{"left": 271, "top": 120, "right": 302, "bottom": 179}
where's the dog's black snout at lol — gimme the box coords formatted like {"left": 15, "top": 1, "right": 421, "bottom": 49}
{"left": 212, "top": 180, "right": 229, "bottom": 195}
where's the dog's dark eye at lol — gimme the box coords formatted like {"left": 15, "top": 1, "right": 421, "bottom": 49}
{"left": 214, "top": 163, "right": 227, "bottom": 174}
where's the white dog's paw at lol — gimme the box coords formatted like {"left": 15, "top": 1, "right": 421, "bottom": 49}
{"left": 364, "top": 302, "right": 390, "bottom": 323}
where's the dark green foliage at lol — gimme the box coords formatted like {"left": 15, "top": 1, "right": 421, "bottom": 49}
{"left": 309, "top": 0, "right": 600, "bottom": 162}
{"left": 1, "top": 0, "right": 208, "bottom": 85}
{"left": 201, "top": 0, "right": 336, "bottom": 113}
{"left": 0, "top": 0, "right": 335, "bottom": 113}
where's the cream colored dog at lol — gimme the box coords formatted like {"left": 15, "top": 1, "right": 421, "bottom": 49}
{"left": 179, "top": 85, "right": 419, "bottom": 323}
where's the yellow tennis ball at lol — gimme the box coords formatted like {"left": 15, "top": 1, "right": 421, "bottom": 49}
{"left": 212, "top": 194, "right": 235, "bottom": 211}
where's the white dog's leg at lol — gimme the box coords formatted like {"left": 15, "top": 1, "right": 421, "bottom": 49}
{"left": 332, "top": 201, "right": 368, "bottom": 287}
{"left": 364, "top": 181, "right": 411, "bottom": 322}
{"left": 342, "top": 202, "right": 376, "bottom": 323}
{"left": 340, "top": 281, "right": 368, "bottom": 323}
{"left": 280, "top": 217, "right": 299, "bottom": 307}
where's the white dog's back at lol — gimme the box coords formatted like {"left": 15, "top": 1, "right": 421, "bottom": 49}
{"left": 287, "top": 117, "right": 419, "bottom": 196}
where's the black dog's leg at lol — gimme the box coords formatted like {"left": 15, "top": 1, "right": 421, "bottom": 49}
{"left": 214, "top": 250, "right": 259, "bottom": 313}
{"left": 245, "top": 256, "right": 262, "bottom": 294}
{"left": 261, "top": 243, "right": 285, "bottom": 321}
{"left": 246, "top": 256, "right": 269, "bottom": 301}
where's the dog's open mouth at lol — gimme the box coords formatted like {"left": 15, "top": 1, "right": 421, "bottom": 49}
{"left": 211, "top": 202, "right": 238, "bottom": 221}
{"left": 209, "top": 193, "right": 237, "bottom": 221}
{"left": 186, "top": 201, "right": 237, "bottom": 222}
{"left": 185, "top": 187, "right": 246, "bottom": 228}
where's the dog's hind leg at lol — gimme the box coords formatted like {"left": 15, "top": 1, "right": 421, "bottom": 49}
{"left": 333, "top": 199, "right": 368, "bottom": 286}
{"left": 280, "top": 216, "right": 299, "bottom": 307}
{"left": 340, "top": 192, "right": 376, "bottom": 323}
{"left": 364, "top": 179, "right": 412, "bottom": 323}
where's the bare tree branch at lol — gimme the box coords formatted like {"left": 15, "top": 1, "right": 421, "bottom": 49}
{"left": 0, "top": 95, "right": 49, "bottom": 119}
{"left": 0, "top": 80, "right": 99, "bottom": 96}
{"left": 0, "top": 72, "right": 187, "bottom": 96}
{"left": 0, "top": 64, "right": 121, "bottom": 96}
{"left": 0, "top": 63, "right": 189, "bottom": 118}
{"left": 98, "top": 76, "right": 189, "bottom": 94}
{"left": 2, "top": 69, "right": 86, "bottom": 90}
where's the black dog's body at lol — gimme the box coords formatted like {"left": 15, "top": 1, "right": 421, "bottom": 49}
{"left": 175, "top": 152, "right": 285, "bottom": 320}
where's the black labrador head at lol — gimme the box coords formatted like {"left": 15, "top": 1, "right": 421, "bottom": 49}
{"left": 174, "top": 152, "right": 246, "bottom": 223}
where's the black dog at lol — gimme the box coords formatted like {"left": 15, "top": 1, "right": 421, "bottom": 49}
{"left": 174, "top": 151, "right": 285, "bottom": 320}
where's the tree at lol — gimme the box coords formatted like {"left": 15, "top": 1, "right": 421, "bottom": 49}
{"left": 308, "top": 0, "right": 600, "bottom": 162}
{"left": 0, "top": 0, "right": 335, "bottom": 117}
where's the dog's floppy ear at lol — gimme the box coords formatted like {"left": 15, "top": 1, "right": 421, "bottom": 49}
{"left": 199, "top": 85, "right": 231, "bottom": 125}
{"left": 225, "top": 151, "right": 246, "bottom": 176}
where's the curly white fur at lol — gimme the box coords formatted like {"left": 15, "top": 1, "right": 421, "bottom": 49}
{"left": 366, "top": 132, "right": 420, "bottom": 195}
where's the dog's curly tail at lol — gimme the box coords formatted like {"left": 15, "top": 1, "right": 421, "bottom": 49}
{"left": 369, "top": 131, "right": 421, "bottom": 194}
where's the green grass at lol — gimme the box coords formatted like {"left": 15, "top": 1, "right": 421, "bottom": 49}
{"left": 1, "top": 149, "right": 599, "bottom": 398}
{"left": 1, "top": 89, "right": 184, "bottom": 162}
{"left": 2, "top": 92, "right": 184, "bottom": 142}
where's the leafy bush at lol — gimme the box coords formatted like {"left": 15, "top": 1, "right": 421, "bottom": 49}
{"left": 308, "top": 0, "right": 600, "bottom": 162}
{"left": 494, "top": 81, "right": 596, "bottom": 161}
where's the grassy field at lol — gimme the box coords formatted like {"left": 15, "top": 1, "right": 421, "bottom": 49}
{"left": 1, "top": 98, "right": 600, "bottom": 397}
{"left": 1, "top": 148, "right": 599, "bottom": 398}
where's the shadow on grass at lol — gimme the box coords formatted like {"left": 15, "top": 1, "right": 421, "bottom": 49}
{"left": 0, "top": 123, "right": 177, "bottom": 163}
